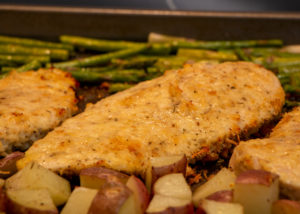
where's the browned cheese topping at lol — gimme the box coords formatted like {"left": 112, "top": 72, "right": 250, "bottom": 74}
{"left": 0, "top": 69, "right": 78, "bottom": 155}
{"left": 17, "top": 62, "right": 284, "bottom": 177}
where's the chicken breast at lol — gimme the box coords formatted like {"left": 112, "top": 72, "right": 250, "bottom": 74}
{"left": 230, "top": 107, "right": 300, "bottom": 200}
{"left": 0, "top": 69, "right": 78, "bottom": 156}
{"left": 17, "top": 62, "right": 284, "bottom": 177}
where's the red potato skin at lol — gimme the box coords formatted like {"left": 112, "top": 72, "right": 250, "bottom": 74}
{"left": 0, "top": 152, "right": 24, "bottom": 179}
{"left": 87, "top": 183, "right": 132, "bottom": 214}
{"left": 147, "top": 203, "right": 194, "bottom": 214}
{"left": 151, "top": 155, "right": 187, "bottom": 187}
{"left": 195, "top": 206, "right": 206, "bottom": 214}
{"left": 235, "top": 169, "right": 279, "bottom": 187}
{"left": 272, "top": 199, "right": 300, "bottom": 214}
{"left": 126, "top": 176, "right": 150, "bottom": 213}
{"left": 205, "top": 190, "right": 233, "bottom": 203}
{"left": 0, "top": 187, "right": 6, "bottom": 212}
{"left": 80, "top": 167, "right": 129, "bottom": 184}
{"left": 6, "top": 195, "right": 58, "bottom": 214}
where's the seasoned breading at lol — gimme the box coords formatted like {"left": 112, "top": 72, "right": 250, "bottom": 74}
{"left": 230, "top": 107, "right": 300, "bottom": 200}
{"left": 0, "top": 69, "right": 78, "bottom": 155}
{"left": 17, "top": 62, "right": 284, "bottom": 177}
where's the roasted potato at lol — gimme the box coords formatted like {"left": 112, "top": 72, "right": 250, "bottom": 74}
{"left": 6, "top": 188, "right": 58, "bottom": 214}
{"left": 146, "top": 194, "right": 194, "bottom": 214}
{"left": 197, "top": 199, "right": 243, "bottom": 214}
{"left": 5, "top": 162, "right": 71, "bottom": 206}
{"left": 0, "top": 152, "right": 24, "bottom": 179}
{"left": 80, "top": 167, "right": 129, "bottom": 189}
{"left": 61, "top": 187, "right": 98, "bottom": 214}
{"left": 233, "top": 169, "right": 279, "bottom": 214}
{"left": 272, "top": 199, "right": 300, "bottom": 214}
{"left": 145, "top": 154, "right": 187, "bottom": 191}
{"left": 192, "top": 168, "right": 236, "bottom": 206}
{"left": 126, "top": 175, "right": 150, "bottom": 214}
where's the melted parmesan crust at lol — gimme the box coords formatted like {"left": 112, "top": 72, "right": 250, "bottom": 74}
{"left": 230, "top": 107, "right": 300, "bottom": 200}
{"left": 0, "top": 69, "right": 78, "bottom": 155}
{"left": 18, "top": 62, "right": 284, "bottom": 177}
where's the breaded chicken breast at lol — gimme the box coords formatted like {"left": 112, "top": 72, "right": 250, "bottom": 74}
{"left": 230, "top": 107, "right": 300, "bottom": 200}
{"left": 0, "top": 69, "right": 78, "bottom": 155}
{"left": 17, "top": 62, "right": 284, "bottom": 177}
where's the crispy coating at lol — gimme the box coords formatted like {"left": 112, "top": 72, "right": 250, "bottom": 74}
{"left": 230, "top": 107, "right": 300, "bottom": 200}
{"left": 0, "top": 69, "right": 78, "bottom": 155}
{"left": 18, "top": 62, "right": 284, "bottom": 177}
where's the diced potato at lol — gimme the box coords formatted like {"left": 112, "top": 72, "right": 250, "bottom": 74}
{"left": 198, "top": 199, "right": 243, "bottom": 214}
{"left": 88, "top": 183, "right": 137, "bottom": 214}
{"left": 154, "top": 173, "right": 192, "bottom": 200}
{"left": 0, "top": 152, "right": 24, "bottom": 179}
{"left": 146, "top": 194, "right": 193, "bottom": 214}
{"left": 6, "top": 188, "right": 58, "bottom": 214}
{"left": 192, "top": 168, "right": 236, "bottom": 206}
{"left": 272, "top": 199, "right": 300, "bottom": 214}
{"left": 5, "top": 162, "right": 71, "bottom": 206}
{"left": 206, "top": 190, "right": 233, "bottom": 203}
{"left": 126, "top": 176, "right": 150, "bottom": 214}
{"left": 146, "top": 154, "right": 187, "bottom": 192}
{"left": 80, "top": 167, "right": 129, "bottom": 189}
{"left": 61, "top": 187, "right": 98, "bottom": 214}
{"left": 233, "top": 170, "right": 279, "bottom": 214}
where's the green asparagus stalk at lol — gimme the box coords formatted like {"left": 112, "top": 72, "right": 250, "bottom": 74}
{"left": 278, "top": 65, "right": 300, "bottom": 74}
{"left": 49, "top": 45, "right": 148, "bottom": 69}
{"left": 277, "top": 71, "right": 300, "bottom": 94}
{"left": 0, "top": 55, "right": 50, "bottom": 64}
{"left": 252, "top": 56, "right": 300, "bottom": 68}
{"left": 108, "top": 83, "right": 135, "bottom": 93}
{"left": 174, "top": 39, "right": 283, "bottom": 50}
{"left": 111, "top": 57, "right": 158, "bottom": 69}
{"left": 1, "top": 67, "right": 16, "bottom": 73}
{"left": 177, "top": 48, "right": 238, "bottom": 61}
{"left": 235, "top": 48, "right": 251, "bottom": 61}
{"left": 68, "top": 69, "right": 147, "bottom": 83}
{"left": 148, "top": 32, "right": 195, "bottom": 43}
{"left": 15, "top": 60, "right": 42, "bottom": 72}
{"left": 0, "top": 44, "right": 69, "bottom": 60}
{"left": 61, "top": 35, "right": 172, "bottom": 55}
{"left": 284, "top": 100, "right": 300, "bottom": 108}
{"left": 64, "top": 66, "right": 116, "bottom": 73}
{"left": 60, "top": 35, "right": 143, "bottom": 52}
{"left": 0, "top": 35, "right": 73, "bottom": 51}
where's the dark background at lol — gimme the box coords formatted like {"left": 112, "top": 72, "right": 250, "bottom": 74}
{"left": 1, "top": 0, "right": 300, "bottom": 12}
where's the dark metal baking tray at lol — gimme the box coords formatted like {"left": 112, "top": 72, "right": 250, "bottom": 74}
{"left": 1, "top": 4, "right": 300, "bottom": 44}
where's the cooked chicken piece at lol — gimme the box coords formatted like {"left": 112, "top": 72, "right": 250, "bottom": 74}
{"left": 230, "top": 107, "right": 300, "bottom": 200}
{"left": 0, "top": 69, "right": 78, "bottom": 155}
{"left": 17, "top": 62, "right": 284, "bottom": 177}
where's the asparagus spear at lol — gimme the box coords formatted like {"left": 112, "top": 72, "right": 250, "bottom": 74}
{"left": 108, "top": 83, "right": 135, "bottom": 93}
{"left": 278, "top": 65, "right": 300, "bottom": 74}
{"left": 60, "top": 35, "right": 143, "bottom": 52}
{"left": 0, "top": 44, "right": 69, "bottom": 60}
{"left": 0, "top": 55, "right": 50, "bottom": 64}
{"left": 111, "top": 57, "right": 158, "bottom": 69}
{"left": 15, "top": 60, "right": 42, "bottom": 72}
{"left": 49, "top": 45, "right": 148, "bottom": 69}
{"left": 174, "top": 39, "right": 283, "bottom": 50}
{"left": 64, "top": 66, "right": 116, "bottom": 73}
{"left": 253, "top": 56, "right": 300, "bottom": 68}
{"left": 0, "top": 35, "right": 73, "bottom": 51}
{"left": 61, "top": 35, "right": 172, "bottom": 55}
{"left": 277, "top": 71, "right": 300, "bottom": 94}
{"left": 177, "top": 48, "right": 238, "bottom": 61}
{"left": 68, "top": 69, "right": 147, "bottom": 83}
{"left": 1, "top": 67, "right": 16, "bottom": 73}
{"left": 235, "top": 48, "right": 251, "bottom": 61}
{"left": 148, "top": 32, "right": 195, "bottom": 43}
